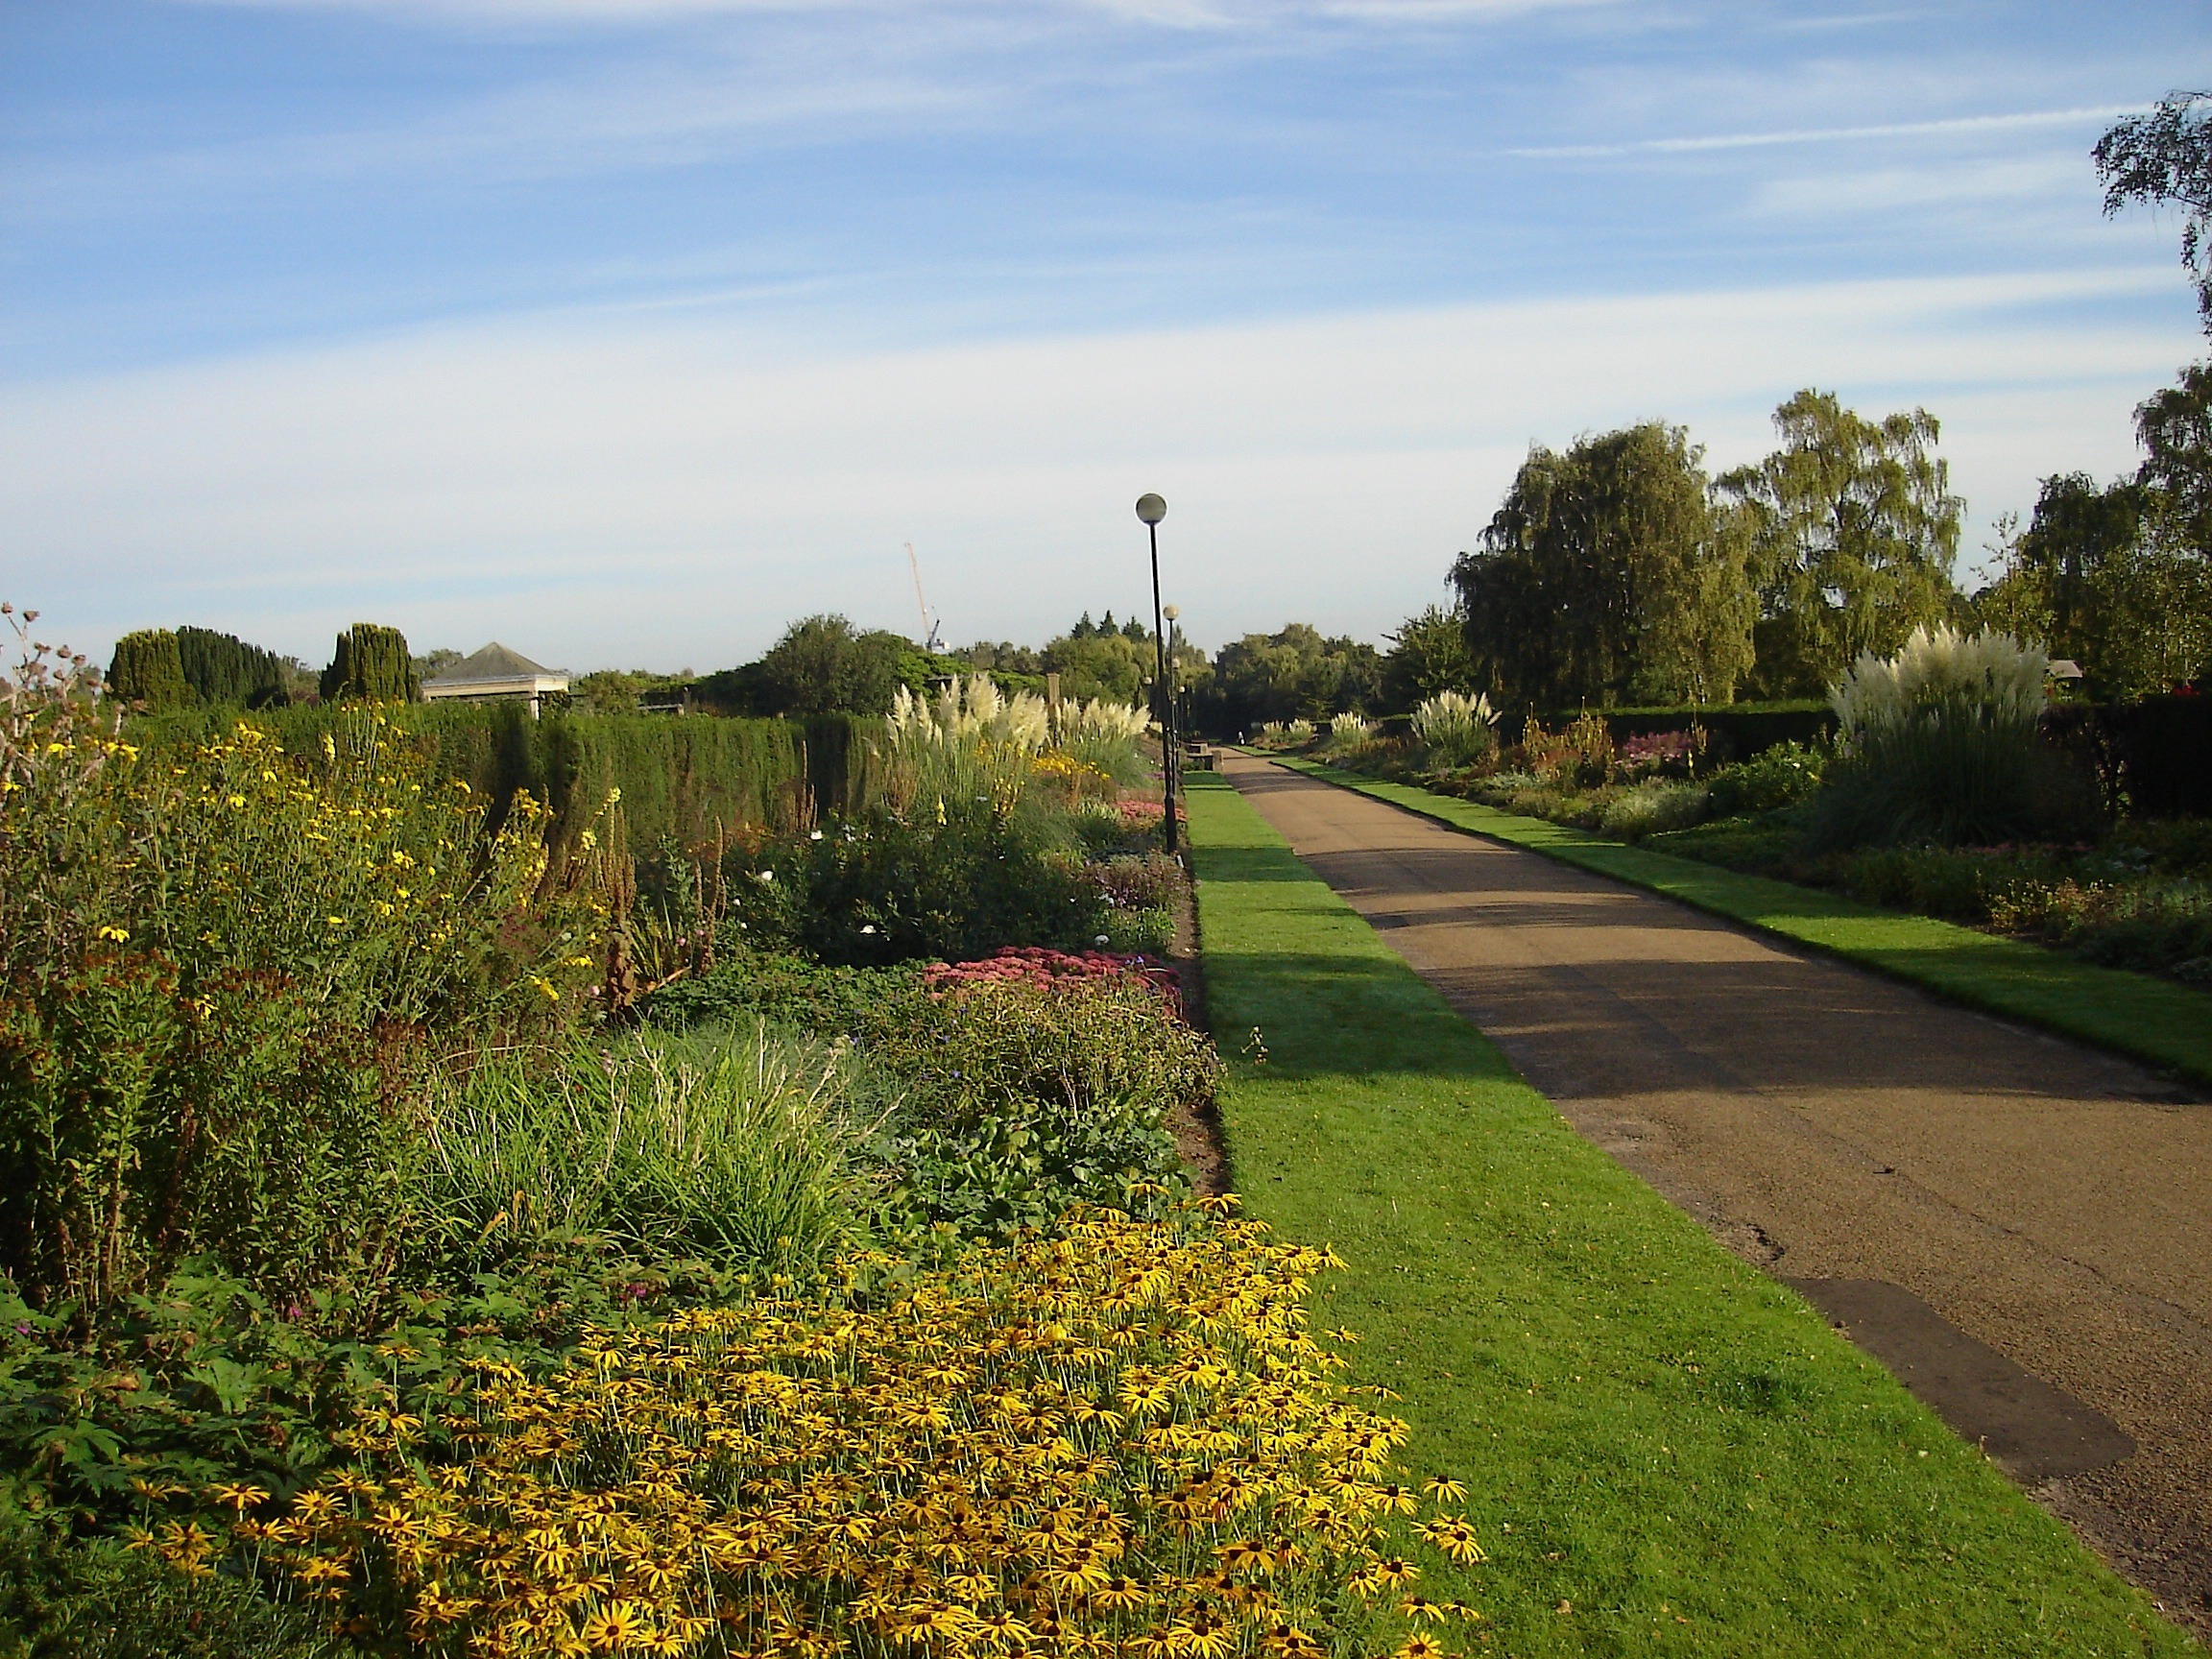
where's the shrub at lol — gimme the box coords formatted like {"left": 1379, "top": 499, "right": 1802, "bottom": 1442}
{"left": 414, "top": 1030, "right": 883, "bottom": 1283}
{"left": 642, "top": 949, "right": 924, "bottom": 1035}
{"left": 861, "top": 976, "right": 1214, "bottom": 1232}
{"left": 1598, "top": 780, "right": 1711, "bottom": 840}
{"left": 729, "top": 805, "right": 1110, "bottom": 967}
{"left": 1410, "top": 689, "right": 1498, "bottom": 768}
{"left": 0, "top": 675, "right": 600, "bottom": 1311}
{"left": 1704, "top": 739, "right": 1827, "bottom": 818}
{"left": 175, "top": 627, "right": 293, "bottom": 709}
{"left": 1812, "top": 626, "right": 2081, "bottom": 848}
{"left": 0, "top": 1500, "right": 345, "bottom": 1659}
{"left": 1520, "top": 709, "right": 1612, "bottom": 786}
{"left": 1616, "top": 727, "right": 1704, "bottom": 777}
{"left": 202, "top": 1203, "right": 1484, "bottom": 1659}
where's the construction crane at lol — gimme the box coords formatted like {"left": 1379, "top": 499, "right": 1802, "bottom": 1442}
{"left": 905, "top": 541, "right": 944, "bottom": 652}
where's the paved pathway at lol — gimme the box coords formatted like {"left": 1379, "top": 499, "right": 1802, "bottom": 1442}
{"left": 1222, "top": 753, "right": 2212, "bottom": 1633}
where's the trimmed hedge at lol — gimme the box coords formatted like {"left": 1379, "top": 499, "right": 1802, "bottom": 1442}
{"left": 319, "top": 623, "right": 418, "bottom": 704}
{"left": 2046, "top": 695, "right": 2212, "bottom": 818}
{"left": 124, "top": 704, "right": 882, "bottom": 852}
{"left": 176, "top": 626, "right": 291, "bottom": 707}
{"left": 106, "top": 630, "right": 191, "bottom": 710}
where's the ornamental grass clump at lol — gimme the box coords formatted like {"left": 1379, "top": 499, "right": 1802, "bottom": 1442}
{"left": 189, "top": 1200, "right": 1488, "bottom": 1659}
{"left": 878, "top": 676, "right": 1052, "bottom": 822}
{"left": 1051, "top": 697, "right": 1150, "bottom": 790}
{"left": 415, "top": 1029, "right": 883, "bottom": 1282}
{"left": 1813, "top": 625, "right": 2087, "bottom": 849}
{"left": 1408, "top": 691, "right": 1497, "bottom": 769}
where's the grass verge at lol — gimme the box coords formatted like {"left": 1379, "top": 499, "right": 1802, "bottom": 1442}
{"left": 1184, "top": 768, "right": 2195, "bottom": 1658}
{"left": 1267, "top": 756, "right": 2212, "bottom": 1092}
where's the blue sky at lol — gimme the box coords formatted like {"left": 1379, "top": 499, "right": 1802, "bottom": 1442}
{"left": 2, "top": 0, "right": 2206, "bottom": 673}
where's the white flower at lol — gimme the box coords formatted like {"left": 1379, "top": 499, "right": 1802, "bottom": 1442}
{"left": 755, "top": 869, "right": 775, "bottom": 883}
{"left": 860, "top": 924, "right": 878, "bottom": 934}
{"left": 810, "top": 829, "right": 825, "bottom": 840}
{"left": 1094, "top": 934, "right": 1110, "bottom": 947}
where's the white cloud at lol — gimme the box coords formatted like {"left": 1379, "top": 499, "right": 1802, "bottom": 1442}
{"left": 1507, "top": 104, "right": 2139, "bottom": 160}
{"left": 1, "top": 265, "right": 2194, "bottom": 672}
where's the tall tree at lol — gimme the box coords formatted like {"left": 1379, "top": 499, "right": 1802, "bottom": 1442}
{"left": 2096, "top": 91, "right": 2212, "bottom": 331}
{"left": 750, "top": 614, "right": 907, "bottom": 716}
{"left": 1197, "top": 624, "right": 1383, "bottom": 733}
{"left": 2134, "top": 359, "right": 2212, "bottom": 552}
{"left": 1719, "top": 391, "right": 1960, "bottom": 696}
{"left": 1453, "top": 422, "right": 1753, "bottom": 710}
{"left": 1974, "top": 360, "right": 2212, "bottom": 697}
{"left": 1381, "top": 604, "right": 1479, "bottom": 712}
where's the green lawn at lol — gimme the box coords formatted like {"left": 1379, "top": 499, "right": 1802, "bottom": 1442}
{"left": 1268, "top": 755, "right": 2212, "bottom": 1092}
{"left": 1184, "top": 769, "right": 2196, "bottom": 1658}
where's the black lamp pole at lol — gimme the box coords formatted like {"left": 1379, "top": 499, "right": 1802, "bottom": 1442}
{"left": 1135, "top": 493, "right": 1175, "bottom": 855}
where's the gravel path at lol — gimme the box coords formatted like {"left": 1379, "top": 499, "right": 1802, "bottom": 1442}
{"left": 1221, "top": 752, "right": 2212, "bottom": 1635}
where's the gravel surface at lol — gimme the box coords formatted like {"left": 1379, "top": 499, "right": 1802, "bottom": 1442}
{"left": 1225, "top": 753, "right": 2212, "bottom": 1637}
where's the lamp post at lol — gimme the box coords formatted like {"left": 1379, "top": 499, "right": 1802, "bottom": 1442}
{"left": 1163, "top": 603, "right": 1182, "bottom": 848}
{"left": 1135, "top": 493, "right": 1175, "bottom": 855}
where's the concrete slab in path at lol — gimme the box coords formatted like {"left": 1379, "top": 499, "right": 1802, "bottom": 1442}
{"left": 1219, "top": 753, "right": 2212, "bottom": 1636}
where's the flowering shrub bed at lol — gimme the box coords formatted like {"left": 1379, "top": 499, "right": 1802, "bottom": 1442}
{"left": 926, "top": 945, "right": 1183, "bottom": 1011}
{"left": 182, "top": 1202, "right": 1485, "bottom": 1659}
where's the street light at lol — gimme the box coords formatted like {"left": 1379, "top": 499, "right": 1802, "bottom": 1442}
{"left": 1162, "top": 604, "right": 1183, "bottom": 835}
{"left": 1135, "top": 493, "right": 1175, "bottom": 855}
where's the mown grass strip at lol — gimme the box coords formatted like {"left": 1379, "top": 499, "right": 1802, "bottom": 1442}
{"left": 1184, "top": 769, "right": 2194, "bottom": 1658}
{"left": 1269, "top": 755, "right": 2212, "bottom": 1091}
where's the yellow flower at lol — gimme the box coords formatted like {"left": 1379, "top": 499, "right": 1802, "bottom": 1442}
{"left": 95, "top": 925, "right": 130, "bottom": 944}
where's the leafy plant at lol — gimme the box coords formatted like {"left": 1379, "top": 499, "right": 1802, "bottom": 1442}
{"left": 0, "top": 663, "right": 602, "bottom": 1312}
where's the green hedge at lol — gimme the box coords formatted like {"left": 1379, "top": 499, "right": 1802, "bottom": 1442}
{"left": 124, "top": 705, "right": 881, "bottom": 852}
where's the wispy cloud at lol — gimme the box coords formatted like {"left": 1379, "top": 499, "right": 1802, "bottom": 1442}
{"left": 1508, "top": 104, "right": 2139, "bottom": 160}
{"left": 3, "top": 266, "right": 2190, "bottom": 672}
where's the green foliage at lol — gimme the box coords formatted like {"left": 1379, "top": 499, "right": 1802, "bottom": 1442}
{"left": 0, "top": 1498, "right": 346, "bottom": 1659}
{"left": 1409, "top": 689, "right": 1498, "bottom": 768}
{"left": 744, "top": 614, "right": 908, "bottom": 716}
{"left": 104, "top": 631, "right": 190, "bottom": 711}
{"left": 317, "top": 624, "right": 417, "bottom": 705}
{"left": 1198, "top": 623, "right": 1384, "bottom": 733}
{"left": 1976, "top": 470, "right": 2212, "bottom": 698}
{"left": 2095, "top": 92, "right": 2212, "bottom": 332}
{"left": 1703, "top": 740, "right": 1827, "bottom": 817}
{"left": 1041, "top": 630, "right": 1151, "bottom": 707}
{"left": 415, "top": 1030, "right": 883, "bottom": 1282}
{"left": 643, "top": 950, "right": 925, "bottom": 1036}
{"left": 859, "top": 978, "right": 1210, "bottom": 1235}
{"left": 173, "top": 627, "right": 291, "bottom": 709}
{"left": 1596, "top": 779, "right": 1711, "bottom": 840}
{"left": 124, "top": 702, "right": 840, "bottom": 857}
{"left": 2134, "top": 358, "right": 2212, "bottom": 553}
{"left": 725, "top": 805, "right": 1110, "bottom": 966}
{"left": 1380, "top": 603, "right": 1478, "bottom": 712}
{"left": 1719, "top": 390, "right": 1962, "bottom": 697}
{"left": 1455, "top": 421, "right": 1755, "bottom": 710}
{"left": 0, "top": 710, "right": 596, "bottom": 1311}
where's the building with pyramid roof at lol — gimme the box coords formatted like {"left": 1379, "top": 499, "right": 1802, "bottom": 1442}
{"left": 421, "top": 642, "right": 568, "bottom": 716}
